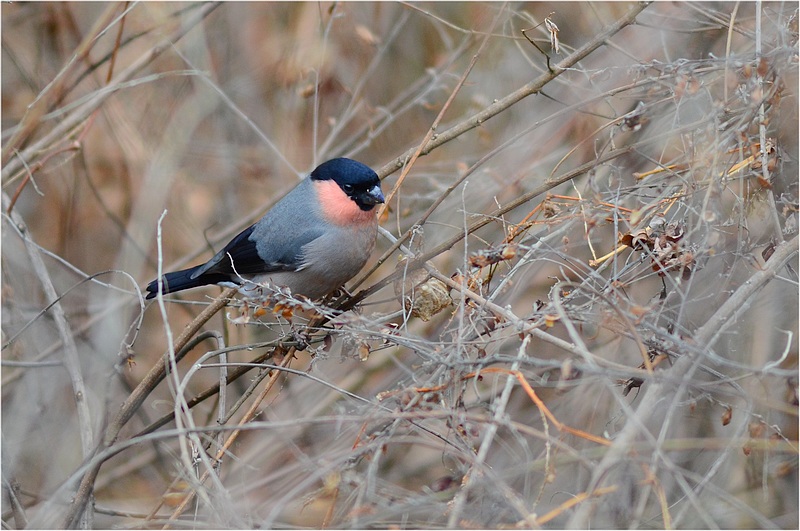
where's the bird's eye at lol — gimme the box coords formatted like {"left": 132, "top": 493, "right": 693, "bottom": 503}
{"left": 342, "top": 184, "right": 354, "bottom": 194}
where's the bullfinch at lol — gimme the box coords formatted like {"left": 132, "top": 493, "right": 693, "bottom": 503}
{"left": 145, "top": 158, "right": 384, "bottom": 301}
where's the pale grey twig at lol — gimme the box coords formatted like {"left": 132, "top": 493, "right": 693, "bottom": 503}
{"left": 1, "top": 2, "right": 222, "bottom": 181}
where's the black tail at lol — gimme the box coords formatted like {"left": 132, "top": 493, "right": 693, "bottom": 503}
{"left": 145, "top": 266, "right": 231, "bottom": 299}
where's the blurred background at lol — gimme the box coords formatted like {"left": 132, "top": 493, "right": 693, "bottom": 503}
{"left": 2, "top": 2, "right": 798, "bottom": 528}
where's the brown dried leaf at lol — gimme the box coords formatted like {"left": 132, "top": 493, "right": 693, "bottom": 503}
{"left": 721, "top": 406, "right": 732, "bottom": 426}
{"left": 358, "top": 342, "right": 371, "bottom": 362}
{"left": 469, "top": 244, "right": 518, "bottom": 268}
{"left": 757, "top": 56, "right": 769, "bottom": 77}
{"left": 429, "top": 475, "right": 458, "bottom": 493}
{"left": 619, "top": 227, "right": 653, "bottom": 250}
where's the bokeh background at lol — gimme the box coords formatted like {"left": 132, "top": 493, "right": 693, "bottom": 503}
{"left": 2, "top": 2, "right": 798, "bottom": 528}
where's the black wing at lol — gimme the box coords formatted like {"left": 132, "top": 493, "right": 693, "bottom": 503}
{"left": 190, "top": 222, "right": 323, "bottom": 280}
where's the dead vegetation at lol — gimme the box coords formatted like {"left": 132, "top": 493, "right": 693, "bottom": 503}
{"left": 2, "top": 2, "right": 798, "bottom": 529}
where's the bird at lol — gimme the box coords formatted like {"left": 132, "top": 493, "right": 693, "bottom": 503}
{"left": 146, "top": 157, "right": 384, "bottom": 301}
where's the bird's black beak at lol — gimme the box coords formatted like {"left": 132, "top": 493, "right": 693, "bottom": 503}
{"left": 362, "top": 184, "right": 385, "bottom": 206}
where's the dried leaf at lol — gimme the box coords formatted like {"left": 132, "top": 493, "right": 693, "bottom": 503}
{"left": 545, "top": 16, "right": 560, "bottom": 54}
{"left": 429, "top": 475, "right": 458, "bottom": 493}
{"left": 358, "top": 342, "right": 371, "bottom": 361}
{"left": 469, "top": 244, "right": 518, "bottom": 268}
{"left": 756, "top": 56, "right": 769, "bottom": 77}
{"left": 721, "top": 406, "right": 732, "bottom": 426}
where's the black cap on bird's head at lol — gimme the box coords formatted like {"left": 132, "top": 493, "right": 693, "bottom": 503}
{"left": 311, "top": 158, "right": 384, "bottom": 211}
